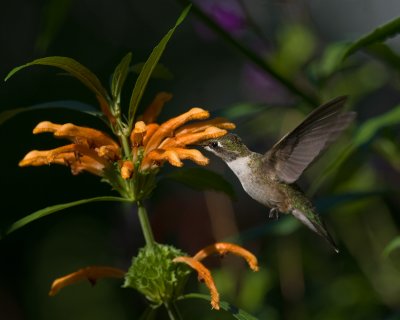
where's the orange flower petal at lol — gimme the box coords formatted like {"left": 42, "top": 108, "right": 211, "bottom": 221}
{"left": 175, "top": 118, "right": 236, "bottom": 136}
{"left": 20, "top": 144, "right": 109, "bottom": 166}
{"left": 141, "top": 92, "right": 173, "bottom": 124}
{"left": 51, "top": 152, "right": 105, "bottom": 176}
{"left": 160, "top": 127, "right": 227, "bottom": 149}
{"left": 145, "top": 108, "right": 210, "bottom": 153}
{"left": 120, "top": 160, "right": 134, "bottom": 179}
{"left": 193, "top": 242, "right": 259, "bottom": 272}
{"left": 166, "top": 148, "right": 209, "bottom": 166}
{"left": 32, "top": 121, "right": 62, "bottom": 134}
{"left": 50, "top": 144, "right": 110, "bottom": 166}
{"left": 69, "top": 156, "right": 105, "bottom": 176}
{"left": 96, "top": 145, "right": 120, "bottom": 161}
{"left": 142, "top": 123, "right": 160, "bottom": 146}
{"left": 49, "top": 266, "right": 125, "bottom": 296}
{"left": 141, "top": 147, "right": 209, "bottom": 170}
{"left": 33, "top": 121, "right": 119, "bottom": 149}
{"left": 130, "top": 121, "right": 147, "bottom": 147}
{"left": 19, "top": 150, "right": 51, "bottom": 167}
{"left": 173, "top": 257, "right": 220, "bottom": 310}
{"left": 19, "top": 148, "right": 107, "bottom": 176}
{"left": 142, "top": 149, "right": 183, "bottom": 170}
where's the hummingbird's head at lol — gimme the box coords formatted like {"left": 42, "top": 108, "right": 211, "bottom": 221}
{"left": 200, "top": 133, "right": 251, "bottom": 162}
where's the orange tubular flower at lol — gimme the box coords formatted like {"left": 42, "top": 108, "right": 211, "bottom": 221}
{"left": 140, "top": 92, "right": 173, "bottom": 124}
{"left": 49, "top": 266, "right": 126, "bottom": 296}
{"left": 193, "top": 242, "right": 259, "bottom": 272}
{"left": 173, "top": 242, "right": 259, "bottom": 310}
{"left": 174, "top": 256, "right": 220, "bottom": 310}
{"left": 19, "top": 121, "right": 120, "bottom": 177}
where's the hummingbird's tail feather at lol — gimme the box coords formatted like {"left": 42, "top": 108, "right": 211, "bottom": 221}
{"left": 292, "top": 208, "right": 339, "bottom": 253}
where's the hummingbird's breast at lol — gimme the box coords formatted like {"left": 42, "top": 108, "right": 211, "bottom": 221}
{"left": 226, "top": 153, "right": 287, "bottom": 210}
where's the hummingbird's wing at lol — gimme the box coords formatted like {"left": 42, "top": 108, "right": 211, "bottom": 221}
{"left": 263, "top": 96, "right": 356, "bottom": 184}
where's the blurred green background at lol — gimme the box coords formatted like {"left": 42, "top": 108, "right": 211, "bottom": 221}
{"left": 1, "top": 0, "right": 400, "bottom": 319}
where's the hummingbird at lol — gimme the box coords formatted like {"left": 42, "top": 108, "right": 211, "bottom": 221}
{"left": 201, "top": 96, "right": 356, "bottom": 253}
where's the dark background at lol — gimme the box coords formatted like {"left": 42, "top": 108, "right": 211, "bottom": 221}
{"left": 1, "top": 0, "right": 400, "bottom": 319}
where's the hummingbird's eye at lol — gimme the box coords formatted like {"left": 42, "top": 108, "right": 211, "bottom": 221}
{"left": 210, "top": 141, "right": 219, "bottom": 149}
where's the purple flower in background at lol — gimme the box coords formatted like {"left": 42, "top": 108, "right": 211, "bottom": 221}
{"left": 194, "top": 0, "right": 246, "bottom": 40}
{"left": 193, "top": 1, "right": 288, "bottom": 104}
{"left": 241, "top": 62, "right": 289, "bottom": 105}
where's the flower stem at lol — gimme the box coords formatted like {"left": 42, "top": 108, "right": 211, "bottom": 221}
{"left": 137, "top": 203, "right": 155, "bottom": 247}
{"left": 165, "top": 302, "right": 183, "bottom": 320}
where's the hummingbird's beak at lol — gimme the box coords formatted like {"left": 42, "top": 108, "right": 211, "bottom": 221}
{"left": 192, "top": 139, "right": 211, "bottom": 147}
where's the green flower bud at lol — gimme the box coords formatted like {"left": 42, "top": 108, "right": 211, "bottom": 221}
{"left": 123, "top": 243, "right": 190, "bottom": 306}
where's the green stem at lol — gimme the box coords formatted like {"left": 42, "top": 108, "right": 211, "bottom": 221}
{"left": 114, "top": 116, "right": 134, "bottom": 198}
{"left": 121, "top": 135, "right": 131, "bottom": 159}
{"left": 177, "top": 0, "right": 319, "bottom": 106}
{"left": 137, "top": 203, "right": 155, "bottom": 247}
{"left": 237, "top": 0, "right": 270, "bottom": 46}
{"left": 140, "top": 306, "right": 157, "bottom": 320}
{"left": 164, "top": 302, "right": 183, "bottom": 320}
{"left": 117, "top": 118, "right": 132, "bottom": 158}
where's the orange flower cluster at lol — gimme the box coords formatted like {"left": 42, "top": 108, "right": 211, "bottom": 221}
{"left": 19, "top": 92, "right": 235, "bottom": 180}
{"left": 130, "top": 92, "right": 235, "bottom": 174}
{"left": 19, "top": 121, "right": 120, "bottom": 176}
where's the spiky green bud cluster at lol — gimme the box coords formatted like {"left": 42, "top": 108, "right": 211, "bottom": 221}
{"left": 123, "top": 243, "right": 190, "bottom": 306}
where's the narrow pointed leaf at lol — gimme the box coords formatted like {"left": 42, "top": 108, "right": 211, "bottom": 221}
{"left": 5, "top": 56, "right": 110, "bottom": 111}
{"left": 128, "top": 5, "right": 191, "bottom": 127}
{"left": 164, "top": 168, "right": 235, "bottom": 199}
{"left": 366, "top": 43, "right": 400, "bottom": 71}
{"left": 179, "top": 293, "right": 258, "bottom": 320}
{"left": 343, "top": 16, "right": 400, "bottom": 59}
{"left": 111, "top": 52, "right": 132, "bottom": 101}
{"left": 130, "top": 62, "right": 174, "bottom": 80}
{"left": 35, "top": 0, "right": 73, "bottom": 53}
{"left": 0, "top": 100, "right": 102, "bottom": 126}
{"left": 2, "top": 196, "right": 132, "bottom": 237}
{"left": 383, "top": 236, "right": 400, "bottom": 257}
{"left": 353, "top": 104, "right": 400, "bottom": 146}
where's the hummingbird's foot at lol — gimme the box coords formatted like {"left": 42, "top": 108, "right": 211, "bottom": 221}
{"left": 268, "top": 208, "right": 280, "bottom": 220}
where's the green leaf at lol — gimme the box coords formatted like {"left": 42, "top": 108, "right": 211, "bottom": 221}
{"left": 272, "top": 23, "right": 316, "bottom": 76}
{"left": 343, "top": 16, "right": 400, "bottom": 59}
{"left": 179, "top": 293, "right": 258, "bottom": 320}
{"left": 35, "top": 0, "right": 73, "bottom": 53}
{"left": 353, "top": 104, "right": 400, "bottom": 146}
{"left": 130, "top": 62, "right": 174, "bottom": 80}
{"left": 366, "top": 43, "right": 400, "bottom": 71}
{"left": 373, "top": 137, "right": 400, "bottom": 171}
{"left": 219, "top": 103, "right": 266, "bottom": 120}
{"left": 0, "top": 100, "right": 102, "bottom": 126}
{"left": 309, "top": 43, "right": 350, "bottom": 79}
{"left": 111, "top": 52, "right": 132, "bottom": 101}
{"left": 5, "top": 56, "right": 110, "bottom": 112}
{"left": 316, "top": 191, "right": 385, "bottom": 211}
{"left": 128, "top": 5, "right": 191, "bottom": 127}
{"left": 383, "top": 236, "right": 400, "bottom": 257}
{"left": 164, "top": 168, "right": 235, "bottom": 199}
{"left": 2, "top": 196, "right": 132, "bottom": 237}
